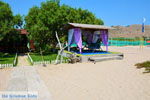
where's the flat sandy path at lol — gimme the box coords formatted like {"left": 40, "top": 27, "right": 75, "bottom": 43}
{"left": 6, "top": 66, "right": 52, "bottom": 100}
{"left": 0, "top": 68, "right": 12, "bottom": 91}
{"left": 17, "top": 54, "right": 30, "bottom": 66}
{"left": 36, "top": 46, "right": 150, "bottom": 100}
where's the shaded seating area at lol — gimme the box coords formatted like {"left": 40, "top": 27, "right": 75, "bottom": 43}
{"left": 67, "top": 23, "right": 113, "bottom": 54}
{"left": 61, "top": 23, "right": 124, "bottom": 63}
{"left": 87, "top": 43, "right": 102, "bottom": 51}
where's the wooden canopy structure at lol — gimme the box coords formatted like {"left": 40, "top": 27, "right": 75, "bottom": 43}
{"left": 67, "top": 23, "right": 114, "bottom": 53}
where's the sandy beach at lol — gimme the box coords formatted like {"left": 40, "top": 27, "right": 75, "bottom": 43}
{"left": 0, "top": 0, "right": 149, "bottom": 100}
{"left": 36, "top": 46, "right": 150, "bottom": 100}
{"left": 0, "top": 46, "right": 150, "bottom": 100}
{"left": 0, "top": 68, "right": 12, "bottom": 91}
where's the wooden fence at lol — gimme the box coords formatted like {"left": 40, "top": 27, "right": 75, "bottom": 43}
{"left": 27, "top": 53, "right": 68, "bottom": 65}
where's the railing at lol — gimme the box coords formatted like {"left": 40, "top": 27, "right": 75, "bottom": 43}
{"left": 27, "top": 53, "right": 68, "bottom": 65}
{"left": 0, "top": 64, "right": 13, "bottom": 68}
{"left": 13, "top": 53, "right": 18, "bottom": 66}
{"left": 108, "top": 39, "right": 150, "bottom": 46}
{"left": 33, "top": 60, "right": 68, "bottom": 65}
{"left": 27, "top": 53, "right": 34, "bottom": 65}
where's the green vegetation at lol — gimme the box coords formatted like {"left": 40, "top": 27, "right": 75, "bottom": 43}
{"left": 29, "top": 52, "right": 68, "bottom": 62}
{"left": 30, "top": 53, "right": 58, "bottom": 62}
{"left": 0, "top": 53, "right": 16, "bottom": 64}
{"left": 0, "top": 1, "right": 13, "bottom": 41}
{"left": 0, "top": 0, "right": 104, "bottom": 53}
{"left": 135, "top": 61, "right": 150, "bottom": 73}
{"left": 0, "top": 1, "right": 23, "bottom": 53}
{"left": 25, "top": 0, "right": 104, "bottom": 52}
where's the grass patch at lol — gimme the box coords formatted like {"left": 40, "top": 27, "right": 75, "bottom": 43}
{"left": 135, "top": 61, "right": 150, "bottom": 73}
{"left": 0, "top": 52, "right": 16, "bottom": 64}
{"left": 29, "top": 52, "right": 68, "bottom": 62}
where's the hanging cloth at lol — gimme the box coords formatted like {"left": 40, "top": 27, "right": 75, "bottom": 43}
{"left": 92, "top": 31, "right": 100, "bottom": 43}
{"left": 100, "top": 30, "right": 109, "bottom": 51}
{"left": 68, "top": 29, "right": 74, "bottom": 51}
{"left": 87, "top": 32, "right": 93, "bottom": 44}
{"left": 68, "top": 29, "right": 74, "bottom": 46}
{"left": 74, "top": 28, "right": 82, "bottom": 53}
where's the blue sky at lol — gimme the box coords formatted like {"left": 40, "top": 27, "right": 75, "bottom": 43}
{"left": 3, "top": 0, "right": 150, "bottom": 26}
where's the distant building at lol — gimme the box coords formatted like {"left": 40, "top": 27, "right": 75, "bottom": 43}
{"left": 16, "top": 29, "right": 29, "bottom": 53}
{"left": 0, "top": 29, "right": 29, "bottom": 53}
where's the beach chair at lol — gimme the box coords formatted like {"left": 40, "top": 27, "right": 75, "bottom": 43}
{"left": 87, "top": 42, "right": 102, "bottom": 51}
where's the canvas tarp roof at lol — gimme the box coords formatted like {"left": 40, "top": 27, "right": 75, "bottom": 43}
{"left": 68, "top": 23, "right": 114, "bottom": 30}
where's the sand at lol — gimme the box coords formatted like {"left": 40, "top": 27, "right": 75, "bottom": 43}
{"left": 0, "top": 54, "right": 29, "bottom": 91}
{"left": 0, "top": 68, "right": 12, "bottom": 91}
{"left": 36, "top": 46, "right": 150, "bottom": 100}
{"left": 17, "top": 54, "right": 30, "bottom": 66}
{"left": 6, "top": 66, "right": 52, "bottom": 100}
{"left": 0, "top": 46, "right": 150, "bottom": 100}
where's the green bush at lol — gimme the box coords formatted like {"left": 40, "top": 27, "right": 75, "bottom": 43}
{"left": 135, "top": 61, "right": 150, "bottom": 73}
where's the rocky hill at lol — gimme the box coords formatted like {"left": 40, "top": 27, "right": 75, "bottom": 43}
{"left": 109, "top": 24, "right": 150, "bottom": 38}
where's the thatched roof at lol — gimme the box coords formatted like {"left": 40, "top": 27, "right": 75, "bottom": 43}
{"left": 68, "top": 23, "right": 114, "bottom": 30}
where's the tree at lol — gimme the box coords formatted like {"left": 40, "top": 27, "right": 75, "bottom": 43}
{"left": 0, "top": 1, "right": 13, "bottom": 40}
{"left": 0, "top": 1, "right": 23, "bottom": 53}
{"left": 25, "top": 0, "right": 104, "bottom": 51}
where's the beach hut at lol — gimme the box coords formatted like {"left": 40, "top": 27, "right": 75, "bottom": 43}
{"left": 0, "top": 29, "right": 29, "bottom": 53}
{"left": 64, "top": 23, "right": 123, "bottom": 63}
{"left": 67, "top": 23, "right": 113, "bottom": 53}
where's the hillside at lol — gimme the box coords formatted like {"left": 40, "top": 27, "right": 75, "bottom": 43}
{"left": 109, "top": 24, "right": 150, "bottom": 38}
